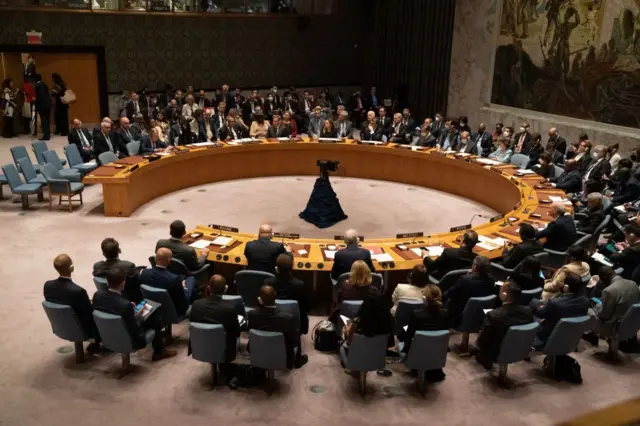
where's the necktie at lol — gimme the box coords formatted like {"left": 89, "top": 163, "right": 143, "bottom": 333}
{"left": 151, "top": 140, "right": 156, "bottom": 150}
{"left": 105, "top": 134, "right": 113, "bottom": 152}
{"left": 516, "top": 134, "right": 524, "bottom": 153}
{"left": 341, "top": 123, "right": 345, "bottom": 136}
{"left": 219, "top": 116, "right": 224, "bottom": 129}
{"left": 78, "top": 130, "right": 89, "bottom": 148}
{"left": 126, "top": 129, "right": 132, "bottom": 141}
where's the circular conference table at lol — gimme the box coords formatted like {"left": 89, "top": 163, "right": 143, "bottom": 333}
{"left": 84, "top": 138, "right": 571, "bottom": 294}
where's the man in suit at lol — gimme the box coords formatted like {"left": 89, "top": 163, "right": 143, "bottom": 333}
{"left": 471, "top": 123, "right": 494, "bottom": 157}
{"left": 438, "top": 119, "right": 460, "bottom": 151}
{"left": 189, "top": 275, "right": 241, "bottom": 367}
{"left": 94, "top": 120, "right": 125, "bottom": 163}
{"left": 501, "top": 223, "right": 543, "bottom": 268}
{"left": 610, "top": 223, "right": 640, "bottom": 280}
{"left": 211, "top": 102, "right": 227, "bottom": 139}
{"left": 265, "top": 254, "right": 310, "bottom": 335}
{"left": 530, "top": 272, "right": 589, "bottom": 348}
{"left": 583, "top": 145, "right": 611, "bottom": 192}
{"left": 165, "top": 98, "right": 180, "bottom": 121}
{"left": 115, "top": 117, "right": 140, "bottom": 153}
{"left": 216, "top": 84, "right": 234, "bottom": 113}
{"left": 140, "top": 127, "right": 168, "bottom": 154}
{"left": 389, "top": 113, "right": 408, "bottom": 144}
{"left": 588, "top": 266, "right": 640, "bottom": 338}
{"left": 248, "top": 285, "right": 308, "bottom": 369}
{"left": 576, "top": 192, "right": 606, "bottom": 235}
{"left": 377, "top": 107, "right": 392, "bottom": 138}
{"left": 232, "top": 88, "right": 245, "bottom": 111}
{"left": 512, "top": 122, "right": 532, "bottom": 155}
{"left": 546, "top": 127, "right": 567, "bottom": 159}
{"left": 547, "top": 159, "right": 582, "bottom": 193}
{"left": 415, "top": 118, "right": 437, "bottom": 147}
{"left": 68, "top": 118, "right": 94, "bottom": 162}
{"left": 44, "top": 254, "right": 103, "bottom": 354}
{"left": 217, "top": 116, "right": 243, "bottom": 141}
{"left": 458, "top": 131, "right": 480, "bottom": 155}
{"left": 156, "top": 220, "right": 209, "bottom": 272}
{"left": 34, "top": 74, "right": 51, "bottom": 140}
{"left": 361, "top": 111, "right": 383, "bottom": 141}
{"left": 475, "top": 281, "right": 533, "bottom": 369}
{"left": 348, "top": 90, "right": 365, "bottom": 128}
{"left": 93, "top": 237, "right": 142, "bottom": 303}
{"left": 195, "top": 89, "right": 211, "bottom": 110}
{"left": 139, "top": 248, "right": 195, "bottom": 317}
{"left": 400, "top": 108, "right": 417, "bottom": 138}
{"left": 444, "top": 256, "right": 496, "bottom": 327}
{"left": 93, "top": 267, "right": 176, "bottom": 361}
{"left": 335, "top": 110, "right": 353, "bottom": 139}
{"left": 611, "top": 168, "right": 640, "bottom": 206}
{"left": 266, "top": 114, "right": 291, "bottom": 138}
{"left": 535, "top": 204, "right": 577, "bottom": 251}
{"left": 307, "top": 106, "right": 324, "bottom": 138}
{"left": 331, "top": 229, "right": 375, "bottom": 280}
{"left": 125, "top": 92, "right": 143, "bottom": 121}
{"left": 244, "top": 224, "right": 290, "bottom": 274}
{"left": 431, "top": 112, "right": 446, "bottom": 139}
{"left": 423, "top": 230, "right": 478, "bottom": 280}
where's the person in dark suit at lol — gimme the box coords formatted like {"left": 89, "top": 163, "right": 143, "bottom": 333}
{"left": 68, "top": 118, "right": 94, "bottom": 162}
{"left": 458, "top": 131, "right": 480, "bottom": 155}
{"left": 377, "top": 107, "right": 392, "bottom": 138}
{"left": 140, "top": 128, "right": 168, "bottom": 154}
{"left": 217, "top": 116, "right": 244, "bottom": 141}
{"left": 44, "top": 254, "right": 103, "bottom": 354}
{"left": 189, "top": 275, "right": 240, "bottom": 366}
{"left": 115, "top": 117, "right": 140, "bottom": 152}
{"left": 125, "top": 92, "right": 144, "bottom": 121}
{"left": 546, "top": 159, "right": 582, "bottom": 193}
{"left": 156, "top": 220, "right": 209, "bottom": 272}
{"left": 471, "top": 123, "right": 494, "bottom": 157}
{"left": 93, "top": 268, "right": 176, "bottom": 361}
{"left": 266, "top": 114, "right": 291, "bottom": 138}
{"left": 168, "top": 115, "right": 187, "bottom": 146}
{"left": 610, "top": 224, "right": 640, "bottom": 280}
{"left": 535, "top": 204, "right": 577, "bottom": 251}
{"left": 546, "top": 127, "right": 567, "bottom": 159}
{"left": 93, "top": 237, "right": 142, "bottom": 303}
{"left": 211, "top": 102, "right": 227, "bottom": 139}
{"left": 510, "top": 256, "right": 545, "bottom": 290}
{"left": 501, "top": 223, "right": 543, "bottom": 268}
{"left": 335, "top": 111, "right": 353, "bottom": 139}
{"left": 400, "top": 108, "right": 417, "bottom": 135}
{"left": 423, "top": 230, "right": 478, "bottom": 280}
{"left": 34, "top": 74, "right": 51, "bottom": 140}
{"left": 512, "top": 122, "right": 532, "bottom": 155}
{"left": 359, "top": 111, "right": 382, "bottom": 141}
{"left": 307, "top": 106, "right": 325, "bottom": 138}
{"left": 348, "top": 90, "right": 365, "bottom": 128}
{"left": 244, "top": 224, "right": 290, "bottom": 274}
{"left": 536, "top": 152, "right": 556, "bottom": 179}
{"left": 611, "top": 168, "right": 640, "bottom": 206}
{"left": 444, "top": 256, "right": 495, "bottom": 327}
{"left": 414, "top": 118, "right": 436, "bottom": 147}
{"left": 248, "top": 285, "right": 308, "bottom": 369}
{"left": 264, "top": 254, "right": 310, "bottom": 335}
{"left": 363, "top": 86, "right": 380, "bottom": 111}
{"left": 577, "top": 192, "right": 606, "bottom": 235}
{"left": 582, "top": 145, "right": 611, "bottom": 192}
{"left": 530, "top": 272, "right": 589, "bottom": 348}
{"left": 330, "top": 229, "right": 375, "bottom": 280}
{"left": 94, "top": 120, "right": 125, "bottom": 163}
{"left": 525, "top": 132, "right": 545, "bottom": 169}
{"left": 389, "top": 113, "right": 408, "bottom": 144}
{"left": 164, "top": 99, "right": 180, "bottom": 123}
{"left": 139, "top": 248, "right": 196, "bottom": 317}
{"left": 438, "top": 119, "right": 460, "bottom": 151}
{"left": 215, "top": 84, "right": 234, "bottom": 113}
{"left": 475, "top": 281, "right": 533, "bottom": 369}
{"left": 195, "top": 89, "right": 212, "bottom": 110}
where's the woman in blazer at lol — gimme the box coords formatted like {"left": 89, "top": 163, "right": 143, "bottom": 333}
{"left": 489, "top": 139, "right": 513, "bottom": 163}
{"left": 319, "top": 119, "right": 338, "bottom": 138}
{"left": 391, "top": 264, "right": 429, "bottom": 315}
{"left": 542, "top": 245, "right": 590, "bottom": 300}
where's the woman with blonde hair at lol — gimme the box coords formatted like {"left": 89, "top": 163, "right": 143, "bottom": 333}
{"left": 341, "top": 260, "right": 377, "bottom": 301}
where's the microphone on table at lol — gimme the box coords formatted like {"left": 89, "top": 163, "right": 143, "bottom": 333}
{"left": 523, "top": 186, "right": 535, "bottom": 213}
{"left": 468, "top": 213, "right": 492, "bottom": 225}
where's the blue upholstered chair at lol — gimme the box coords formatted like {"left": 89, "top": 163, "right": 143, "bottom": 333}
{"left": 42, "top": 150, "right": 82, "bottom": 182}
{"left": 510, "top": 154, "right": 530, "bottom": 169}
{"left": 543, "top": 233, "right": 592, "bottom": 270}
{"left": 126, "top": 141, "right": 141, "bottom": 156}
{"left": 429, "top": 269, "right": 470, "bottom": 292}
{"left": 140, "top": 284, "right": 190, "bottom": 342}
{"left": 372, "top": 272, "right": 384, "bottom": 291}
{"left": 40, "top": 163, "right": 84, "bottom": 212}
{"left": 190, "top": 322, "right": 227, "bottom": 386}
{"left": 541, "top": 316, "right": 591, "bottom": 375}
{"left": 339, "top": 333, "right": 388, "bottom": 396}
{"left": 394, "top": 300, "right": 424, "bottom": 336}
{"left": 608, "top": 303, "right": 640, "bottom": 359}
{"left": 222, "top": 294, "right": 245, "bottom": 317}
{"left": 93, "top": 276, "right": 108, "bottom": 292}
{"left": 456, "top": 294, "right": 497, "bottom": 351}
{"left": 235, "top": 270, "right": 275, "bottom": 307}
{"left": 519, "top": 287, "right": 543, "bottom": 305}
{"left": 249, "top": 329, "right": 288, "bottom": 393}
{"left": 1, "top": 163, "right": 44, "bottom": 209}
{"left": 64, "top": 144, "right": 98, "bottom": 174}
{"left": 400, "top": 330, "right": 450, "bottom": 395}
{"left": 98, "top": 151, "right": 118, "bottom": 165}
{"left": 42, "top": 301, "right": 90, "bottom": 364}
{"left": 93, "top": 310, "right": 156, "bottom": 377}
{"left": 331, "top": 272, "right": 351, "bottom": 311}
{"left": 10, "top": 145, "right": 40, "bottom": 172}
{"left": 0, "top": 173, "right": 8, "bottom": 199}
{"left": 490, "top": 252, "right": 548, "bottom": 282}
{"left": 495, "top": 322, "right": 539, "bottom": 384}
{"left": 340, "top": 300, "right": 363, "bottom": 318}
{"left": 17, "top": 157, "right": 47, "bottom": 185}
{"left": 276, "top": 299, "right": 301, "bottom": 331}
{"left": 32, "top": 140, "right": 65, "bottom": 166}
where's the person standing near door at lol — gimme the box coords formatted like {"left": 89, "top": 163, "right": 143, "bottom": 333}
{"left": 34, "top": 74, "right": 51, "bottom": 140}
{"left": 51, "top": 73, "right": 69, "bottom": 136}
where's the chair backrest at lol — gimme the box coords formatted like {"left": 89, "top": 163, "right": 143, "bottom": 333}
{"left": 17, "top": 157, "right": 38, "bottom": 182}
{"left": 532, "top": 251, "right": 549, "bottom": 263}
{"left": 593, "top": 215, "right": 611, "bottom": 242}
{"left": 93, "top": 276, "right": 109, "bottom": 292}
{"left": 275, "top": 299, "right": 300, "bottom": 331}
{"left": 496, "top": 322, "right": 539, "bottom": 364}
{"left": 553, "top": 164, "right": 564, "bottom": 177}
{"left": 340, "top": 300, "right": 363, "bottom": 318}
{"left": 490, "top": 262, "right": 517, "bottom": 282}
{"left": 43, "top": 150, "right": 64, "bottom": 170}
{"left": 64, "top": 144, "right": 84, "bottom": 167}
{"left": 1, "top": 163, "right": 25, "bottom": 190}
{"left": 42, "top": 301, "right": 88, "bottom": 342}
{"left": 510, "top": 154, "right": 530, "bottom": 169}
{"left": 168, "top": 258, "right": 189, "bottom": 275}
{"left": 543, "top": 315, "right": 592, "bottom": 356}
{"left": 235, "top": 270, "right": 275, "bottom": 307}
{"left": 438, "top": 269, "right": 471, "bottom": 292}
{"left": 10, "top": 145, "right": 33, "bottom": 170}
{"left": 457, "top": 295, "right": 497, "bottom": 333}
{"left": 334, "top": 272, "right": 350, "bottom": 290}
{"left": 222, "top": 294, "right": 246, "bottom": 317}
{"left": 248, "top": 329, "right": 288, "bottom": 371}
{"left": 372, "top": 273, "right": 384, "bottom": 290}
{"left": 40, "top": 163, "right": 63, "bottom": 181}
{"left": 126, "top": 141, "right": 141, "bottom": 156}
{"left": 618, "top": 303, "right": 640, "bottom": 340}
{"left": 31, "top": 141, "right": 49, "bottom": 164}
{"left": 345, "top": 333, "right": 388, "bottom": 372}
{"left": 92, "top": 310, "right": 135, "bottom": 353}
{"left": 519, "top": 287, "right": 543, "bottom": 305}
{"left": 394, "top": 300, "right": 424, "bottom": 335}
{"left": 189, "top": 322, "right": 226, "bottom": 364}
{"left": 405, "top": 330, "right": 450, "bottom": 371}
{"left": 140, "top": 284, "right": 180, "bottom": 323}
{"left": 602, "top": 197, "right": 612, "bottom": 212}
{"left": 98, "top": 151, "right": 118, "bottom": 165}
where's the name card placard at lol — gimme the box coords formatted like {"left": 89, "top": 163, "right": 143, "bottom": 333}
{"left": 334, "top": 235, "right": 365, "bottom": 242}
{"left": 209, "top": 224, "right": 239, "bottom": 233}
{"left": 396, "top": 232, "right": 424, "bottom": 239}
{"left": 274, "top": 232, "right": 300, "bottom": 240}
{"left": 510, "top": 176, "right": 520, "bottom": 185}
{"left": 490, "top": 214, "right": 505, "bottom": 223}
{"left": 449, "top": 224, "right": 472, "bottom": 232}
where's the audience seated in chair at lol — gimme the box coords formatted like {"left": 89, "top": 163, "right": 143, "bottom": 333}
{"left": 156, "top": 219, "right": 209, "bottom": 272}
{"left": 535, "top": 204, "right": 577, "bottom": 252}
{"left": 423, "top": 229, "right": 478, "bottom": 280}
{"left": 330, "top": 229, "right": 375, "bottom": 280}
{"left": 608, "top": 224, "right": 640, "bottom": 280}
{"left": 576, "top": 192, "right": 606, "bottom": 235}
{"left": 544, "top": 159, "right": 582, "bottom": 194}
{"left": 510, "top": 256, "right": 544, "bottom": 291}
{"left": 341, "top": 260, "right": 381, "bottom": 302}
{"left": 391, "top": 264, "right": 429, "bottom": 315}
{"left": 43, "top": 254, "right": 103, "bottom": 354}
{"left": 444, "top": 256, "right": 495, "bottom": 328}
{"left": 501, "top": 223, "right": 543, "bottom": 269}
{"left": 93, "top": 237, "right": 142, "bottom": 303}
{"left": 244, "top": 224, "right": 290, "bottom": 274}
{"left": 542, "top": 245, "right": 590, "bottom": 301}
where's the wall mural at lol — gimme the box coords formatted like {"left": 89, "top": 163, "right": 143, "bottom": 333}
{"left": 492, "top": 0, "right": 640, "bottom": 129}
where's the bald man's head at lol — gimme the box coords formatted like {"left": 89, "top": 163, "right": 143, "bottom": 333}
{"left": 258, "top": 224, "right": 273, "bottom": 238}
{"left": 121, "top": 117, "right": 130, "bottom": 128}
{"left": 155, "top": 247, "right": 173, "bottom": 267}
{"left": 207, "top": 274, "right": 227, "bottom": 296}
{"left": 550, "top": 203, "right": 566, "bottom": 218}
{"left": 258, "top": 285, "right": 276, "bottom": 307}
{"left": 53, "top": 254, "right": 73, "bottom": 276}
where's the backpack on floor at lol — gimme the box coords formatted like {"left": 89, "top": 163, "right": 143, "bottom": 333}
{"left": 313, "top": 320, "right": 340, "bottom": 352}
{"left": 545, "top": 355, "right": 582, "bottom": 384}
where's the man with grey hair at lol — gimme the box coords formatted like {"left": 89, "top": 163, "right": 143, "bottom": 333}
{"left": 389, "top": 112, "right": 408, "bottom": 144}
{"left": 577, "top": 192, "right": 606, "bottom": 234}
{"left": 535, "top": 203, "right": 577, "bottom": 251}
{"left": 244, "top": 224, "right": 291, "bottom": 274}
{"left": 330, "top": 229, "right": 375, "bottom": 280}
{"left": 583, "top": 144, "right": 612, "bottom": 193}
{"left": 93, "top": 118, "right": 125, "bottom": 162}
{"left": 336, "top": 110, "right": 353, "bottom": 139}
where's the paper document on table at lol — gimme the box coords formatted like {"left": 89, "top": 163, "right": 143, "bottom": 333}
{"left": 548, "top": 196, "right": 568, "bottom": 202}
{"left": 190, "top": 240, "right": 211, "bottom": 249}
{"left": 324, "top": 250, "right": 336, "bottom": 259}
{"left": 83, "top": 160, "right": 97, "bottom": 166}
{"left": 211, "top": 236, "right": 233, "bottom": 246}
{"left": 372, "top": 253, "right": 394, "bottom": 262}
{"left": 457, "top": 153, "right": 471, "bottom": 157}
{"left": 363, "top": 140, "right": 384, "bottom": 145}
{"left": 424, "top": 246, "right": 445, "bottom": 256}
{"left": 475, "top": 158, "right": 501, "bottom": 165}
{"left": 298, "top": 249, "right": 308, "bottom": 255}
{"left": 614, "top": 205, "right": 626, "bottom": 213}
{"left": 156, "top": 152, "right": 171, "bottom": 156}
{"left": 592, "top": 252, "right": 613, "bottom": 267}
{"left": 191, "top": 142, "right": 216, "bottom": 147}
{"left": 479, "top": 235, "right": 506, "bottom": 247}
{"left": 477, "top": 242, "right": 499, "bottom": 251}
{"left": 277, "top": 137, "right": 291, "bottom": 141}
{"left": 516, "top": 169, "right": 536, "bottom": 174}
{"left": 320, "top": 137, "right": 341, "bottom": 141}
{"left": 411, "top": 146, "right": 420, "bottom": 151}
{"left": 410, "top": 248, "right": 424, "bottom": 257}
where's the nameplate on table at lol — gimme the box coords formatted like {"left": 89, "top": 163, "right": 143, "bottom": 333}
{"left": 334, "top": 235, "right": 364, "bottom": 242}
{"left": 319, "top": 138, "right": 340, "bottom": 143}
{"left": 360, "top": 141, "right": 385, "bottom": 146}
{"left": 449, "top": 224, "right": 472, "bottom": 232}
{"left": 128, "top": 164, "right": 139, "bottom": 172}
{"left": 490, "top": 167, "right": 503, "bottom": 175}
{"left": 514, "top": 201, "right": 522, "bottom": 210}
{"left": 396, "top": 232, "right": 424, "bottom": 239}
{"left": 490, "top": 214, "right": 504, "bottom": 223}
{"left": 274, "top": 232, "right": 300, "bottom": 240}
{"left": 208, "top": 224, "right": 240, "bottom": 233}
{"left": 510, "top": 176, "right": 520, "bottom": 185}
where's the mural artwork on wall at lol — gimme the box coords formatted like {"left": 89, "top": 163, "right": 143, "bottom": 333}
{"left": 492, "top": 0, "right": 640, "bottom": 129}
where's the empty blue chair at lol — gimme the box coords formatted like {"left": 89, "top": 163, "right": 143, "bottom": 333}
{"left": 40, "top": 163, "right": 84, "bottom": 212}
{"left": 140, "top": 284, "right": 190, "bottom": 342}
{"left": 17, "top": 157, "right": 47, "bottom": 185}
{"left": 495, "top": 322, "right": 539, "bottom": 383}
{"left": 519, "top": 287, "right": 543, "bottom": 305}
{"left": 10, "top": 145, "right": 40, "bottom": 172}
{"left": 340, "top": 300, "right": 363, "bottom": 318}
{"left": 64, "top": 144, "right": 98, "bottom": 174}
{"left": 93, "top": 276, "right": 108, "bottom": 292}
{"left": 222, "top": 294, "right": 245, "bottom": 317}
{"left": 510, "top": 153, "right": 530, "bottom": 169}
{"left": 98, "top": 151, "right": 118, "bottom": 165}
{"left": 372, "top": 273, "right": 384, "bottom": 291}
{"left": 42, "top": 301, "right": 90, "bottom": 363}
{"left": 457, "top": 294, "right": 497, "bottom": 351}
{"left": 42, "top": 150, "right": 82, "bottom": 182}
{"left": 126, "top": 141, "right": 141, "bottom": 156}
{"left": 235, "top": 270, "right": 275, "bottom": 307}
{"left": 401, "top": 330, "right": 450, "bottom": 394}
{"left": 394, "top": 300, "right": 423, "bottom": 336}
{"left": 0, "top": 174, "right": 7, "bottom": 199}
{"left": 249, "top": 329, "right": 288, "bottom": 393}
{"left": 340, "top": 333, "right": 389, "bottom": 396}
{"left": 1, "top": 163, "right": 44, "bottom": 209}
{"left": 32, "top": 140, "right": 65, "bottom": 166}
{"left": 541, "top": 316, "right": 591, "bottom": 376}
{"left": 190, "top": 323, "right": 226, "bottom": 386}
{"left": 608, "top": 303, "right": 640, "bottom": 359}
{"left": 276, "top": 299, "right": 300, "bottom": 331}
{"left": 93, "top": 310, "right": 156, "bottom": 376}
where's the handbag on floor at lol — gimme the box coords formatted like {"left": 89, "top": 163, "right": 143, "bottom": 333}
{"left": 312, "top": 319, "right": 340, "bottom": 352}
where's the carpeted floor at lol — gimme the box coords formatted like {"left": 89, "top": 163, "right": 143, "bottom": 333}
{"left": 0, "top": 134, "right": 638, "bottom": 426}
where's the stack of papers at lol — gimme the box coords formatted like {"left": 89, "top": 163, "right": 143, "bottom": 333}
{"left": 477, "top": 242, "right": 500, "bottom": 251}
{"left": 319, "top": 137, "right": 341, "bottom": 141}
{"left": 324, "top": 249, "right": 337, "bottom": 259}
{"left": 372, "top": 253, "right": 394, "bottom": 263}
{"left": 592, "top": 252, "right": 613, "bottom": 267}
{"left": 298, "top": 249, "right": 308, "bottom": 255}
{"left": 475, "top": 158, "right": 502, "bottom": 165}
{"left": 156, "top": 152, "right": 171, "bottom": 156}
{"left": 211, "top": 236, "right": 233, "bottom": 246}
{"left": 548, "top": 195, "right": 572, "bottom": 205}
{"left": 483, "top": 309, "right": 493, "bottom": 314}
{"left": 277, "top": 137, "right": 291, "bottom": 141}
{"left": 410, "top": 248, "right": 424, "bottom": 257}
{"left": 191, "top": 142, "right": 216, "bottom": 147}
{"left": 83, "top": 160, "right": 97, "bottom": 166}
{"left": 411, "top": 146, "right": 421, "bottom": 151}
{"left": 495, "top": 281, "right": 504, "bottom": 286}
{"left": 422, "top": 246, "right": 445, "bottom": 256}
{"left": 516, "top": 169, "right": 536, "bottom": 174}
{"left": 478, "top": 235, "right": 507, "bottom": 247}
{"left": 456, "top": 153, "right": 472, "bottom": 157}
{"left": 362, "top": 140, "right": 384, "bottom": 145}
{"left": 189, "top": 240, "right": 211, "bottom": 249}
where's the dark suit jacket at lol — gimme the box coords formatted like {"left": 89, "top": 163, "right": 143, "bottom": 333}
{"left": 546, "top": 136, "right": 567, "bottom": 157}
{"left": 532, "top": 293, "right": 589, "bottom": 344}
{"left": 92, "top": 258, "right": 142, "bottom": 303}
{"left": 218, "top": 125, "right": 244, "bottom": 141}
{"left": 115, "top": 127, "right": 141, "bottom": 151}
{"left": 399, "top": 306, "right": 450, "bottom": 354}
{"left": 215, "top": 93, "right": 235, "bottom": 113}
{"left": 140, "top": 135, "right": 167, "bottom": 154}
{"left": 444, "top": 273, "right": 496, "bottom": 327}
{"left": 92, "top": 290, "right": 147, "bottom": 349}
{"left": 577, "top": 206, "right": 605, "bottom": 235}
{"left": 139, "top": 266, "right": 189, "bottom": 317}
{"left": 190, "top": 295, "right": 240, "bottom": 363}
{"left": 512, "top": 131, "right": 532, "bottom": 155}
{"left": 439, "top": 128, "right": 460, "bottom": 150}
{"left": 416, "top": 133, "right": 437, "bottom": 147}
{"left": 265, "top": 274, "right": 309, "bottom": 334}
{"left": 248, "top": 306, "right": 298, "bottom": 368}
{"left": 584, "top": 158, "right": 612, "bottom": 182}
{"left": 612, "top": 178, "right": 640, "bottom": 205}
{"left": 360, "top": 123, "right": 383, "bottom": 141}
{"left": 35, "top": 81, "right": 51, "bottom": 111}
{"left": 475, "top": 303, "right": 533, "bottom": 369}
{"left": 93, "top": 131, "right": 124, "bottom": 162}
{"left": 44, "top": 277, "right": 99, "bottom": 339}
{"left": 471, "top": 131, "right": 494, "bottom": 157}
{"left": 501, "top": 240, "right": 544, "bottom": 269}
{"left": 611, "top": 242, "right": 640, "bottom": 280}
{"left": 68, "top": 128, "right": 93, "bottom": 151}
{"left": 551, "top": 170, "right": 582, "bottom": 193}
{"left": 211, "top": 114, "right": 226, "bottom": 136}
{"left": 266, "top": 124, "right": 291, "bottom": 138}
{"left": 244, "top": 237, "right": 287, "bottom": 274}
{"left": 535, "top": 213, "right": 577, "bottom": 251}
{"left": 378, "top": 116, "right": 392, "bottom": 136}
{"left": 320, "top": 129, "right": 338, "bottom": 138}
{"left": 125, "top": 101, "right": 145, "bottom": 121}
{"left": 331, "top": 244, "right": 375, "bottom": 280}
{"left": 156, "top": 237, "right": 204, "bottom": 272}
{"left": 424, "top": 247, "right": 476, "bottom": 280}
{"left": 389, "top": 123, "right": 409, "bottom": 143}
